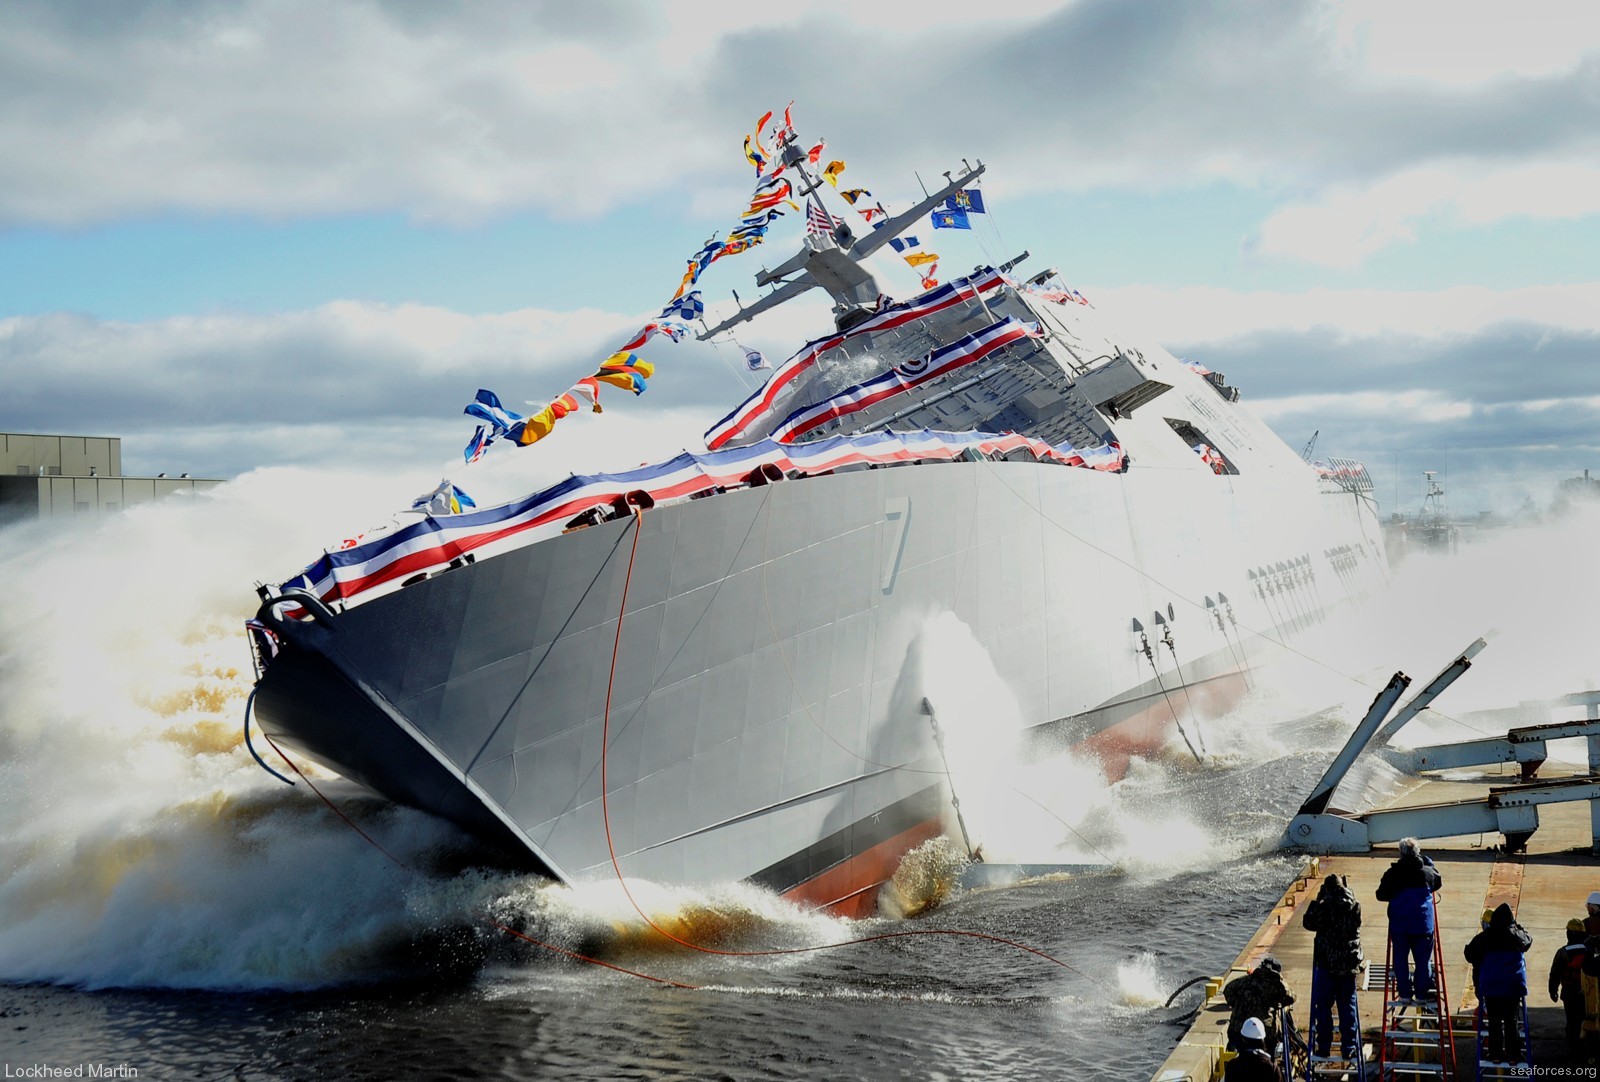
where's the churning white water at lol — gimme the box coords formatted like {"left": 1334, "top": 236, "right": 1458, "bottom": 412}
{"left": 0, "top": 469, "right": 494, "bottom": 988}
{"left": 905, "top": 504, "right": 1600, "bottom": 884}
{"left": 902, "top": 607, "right": 1362, "bottom": 878}
{"left": 0, "top": 468, "right": 853, "bottom": 990}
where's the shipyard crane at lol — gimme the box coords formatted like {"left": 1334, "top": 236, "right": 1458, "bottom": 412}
{"left": 1300, "top": 430, "right": 1318, "bottom": 462}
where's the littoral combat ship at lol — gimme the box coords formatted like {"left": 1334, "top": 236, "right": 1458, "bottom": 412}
{"left": 248, "top": 134, "right": 1387, "bottom": 918}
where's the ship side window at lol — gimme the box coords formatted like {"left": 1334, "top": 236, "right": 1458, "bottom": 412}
{"left": 1164, "top": 418, "right": 1238, "bottom": 475}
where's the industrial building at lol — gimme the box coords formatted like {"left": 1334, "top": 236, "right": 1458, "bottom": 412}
{"left": 0, "top": 432, "right": 223, "bottom": 526}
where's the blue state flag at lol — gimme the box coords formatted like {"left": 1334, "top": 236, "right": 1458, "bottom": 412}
{"left": 931, "top": 207, "right": 970, "bottom": 230}
{"left": 946, "top": 189, "right": 986, "bottom": 214}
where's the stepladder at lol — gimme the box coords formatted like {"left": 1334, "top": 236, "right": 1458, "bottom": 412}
{"left": 1471, "top": 994, "right": 1531, "bottom": 1079}
{"left": 1376, "top": 894, "right": 1457, "bottom": 1080}
{"left": 1305, "top": 966, "right": 1368, "bottom": 1080}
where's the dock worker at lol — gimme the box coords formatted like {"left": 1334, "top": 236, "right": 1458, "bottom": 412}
{"left": 1464, "top": 902, "right": 1532, "bottom": 1064}
{"left": 1580, "top": 918, "right": 1600, "bottom": 1061}
{"left": 1375, "top": 837, "right": 1442, "bottom": 1003}
{"left": 1303, "top": 873, "right": 1363, "bottom": 1062}
{"left": 1224, "top": 1017, "right": 1282, "bottom": 1081}
{"left": 1580, "top": 888, "right": 1600, "bottom": 1057}
{"left": 1223, "top": 956, "right": 1294, "bottom": 1051}
{"left": 1550, "top": 917, "right": 1588, "bottom": 1059}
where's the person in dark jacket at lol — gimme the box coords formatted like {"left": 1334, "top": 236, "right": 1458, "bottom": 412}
{"left": 1224, "top": 1016, "right": 1283, "bottom": 1081}
{"left": 1551, "top": 917, "right": 1588, "bottom": 1059}
{"left": 1581, "top": 896, "right": 1600, "bottom": 1060}
{"left": 1224, "top": 957, "right": 1294, "bottom": 1051}
{"left": 1303, "top": 873, "right": 1363, "bottom": 1060}
{"left": 1375, "top": 837, "right": 1442, "bottom": 1002}
{"left": 1465, "top": 902, "right": 1533, "bottom": 1063}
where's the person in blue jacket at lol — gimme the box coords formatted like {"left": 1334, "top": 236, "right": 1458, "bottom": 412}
{"left": 1374, "top": 837, "right": 1442, "bottom": 1002}
{"left": 1465, "top": 903, "right": 1533, "bottom": 1063}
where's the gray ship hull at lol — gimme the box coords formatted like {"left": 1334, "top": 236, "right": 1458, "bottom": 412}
{"left": 254, "top": 453, "right": 1384, "bottom": 917}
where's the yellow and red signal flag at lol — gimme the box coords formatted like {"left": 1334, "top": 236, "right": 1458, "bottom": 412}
{"left": 593, "top": 352, "right": 655, "bottom": 396}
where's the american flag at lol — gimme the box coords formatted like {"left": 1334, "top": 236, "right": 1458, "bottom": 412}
{"left": 806, "top": 201, "right": 835, "bottom": 237}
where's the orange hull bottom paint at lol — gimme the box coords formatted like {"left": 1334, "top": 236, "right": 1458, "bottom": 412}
{"left": 1078, "top": 671, "right": 1250, "bottom": 781}
{"left": 780, "top": 670, "right": 1249, "bottom": 918}
{"left": 782, "top": 817, "right": 946, "bottom": 919}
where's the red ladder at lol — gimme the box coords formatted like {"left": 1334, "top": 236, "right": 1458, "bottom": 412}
{"left": 1376, "top": 893, "right": 1457, "bottom": 1080}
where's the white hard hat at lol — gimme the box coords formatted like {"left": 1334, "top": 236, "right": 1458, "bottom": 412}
{"left": 1241, "top": 1017, "right": 1267, "bottom": 1041}
{"left": 1588, "top": 891, "right": 1600, "bottom": 907}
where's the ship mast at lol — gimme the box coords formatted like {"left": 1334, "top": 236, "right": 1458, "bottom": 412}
{"left": 699, "top": 138, "right": 987, "bottom": 340}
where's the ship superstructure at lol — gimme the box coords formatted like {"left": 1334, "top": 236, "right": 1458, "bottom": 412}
{"left": 248, "top": 132, "right": 1388, "bottom": 917}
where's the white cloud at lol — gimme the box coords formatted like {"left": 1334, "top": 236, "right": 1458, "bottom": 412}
{"left": 1095, "top": 282, "right": 1600, "bottom": 345}
{"left": 1451, "top": 163, "right": 1600, "bottom": 224}
{"left": 1249, "top": 389, "right": 1473, "bottom": 426}
{"left": 1515, "top": 395, "right": 1600, "bottom": 415}
{"left": 0, "top": 299, "right": 641, "bottom": 389}
{"left": 0, "top": 0, "right": 1067, "bottom": 225}
{"left": 1331, "top": 0, "right": 1600, "bottom": 87}
{"left": 0, "top": 0, "right": 1595, "bottom": 227}
{"left": 0, "top": 292, "right": 847, "bottom": 478}
{"left": 1254, "top": 163, "right": 1600, "bottom": 267}
{"left": 0, "top": 299, "right": 717, "bottom": 474}
{"left": 1252, "top": 169, "right": 1448, "bottom": 268}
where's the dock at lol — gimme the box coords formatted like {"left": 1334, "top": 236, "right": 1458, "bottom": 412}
{"left": 1152, "top": 762, "right": 1599, "bottom": 1079}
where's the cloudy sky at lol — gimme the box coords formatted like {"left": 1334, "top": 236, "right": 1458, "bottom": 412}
{"left": 2, "top": 0, "right": 1597, "bottom": 515}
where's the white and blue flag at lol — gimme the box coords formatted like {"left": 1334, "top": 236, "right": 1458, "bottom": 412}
{"left": 659, "top": 291, "right": 704, "bottom": 322}
{"left": 464, "top": 388, "right": 525, "bottom": 435}
{"left": 463, "top": 388, "right": 527, "bottom": 462}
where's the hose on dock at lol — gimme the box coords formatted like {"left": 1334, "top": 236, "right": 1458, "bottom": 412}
{"left": 1158, "top": 974, "right": 1212, "bottom": 1024}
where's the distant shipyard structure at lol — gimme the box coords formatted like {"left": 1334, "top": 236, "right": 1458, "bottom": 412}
{"left": 0, "top": 431, "right": 223, "bottom": 526}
